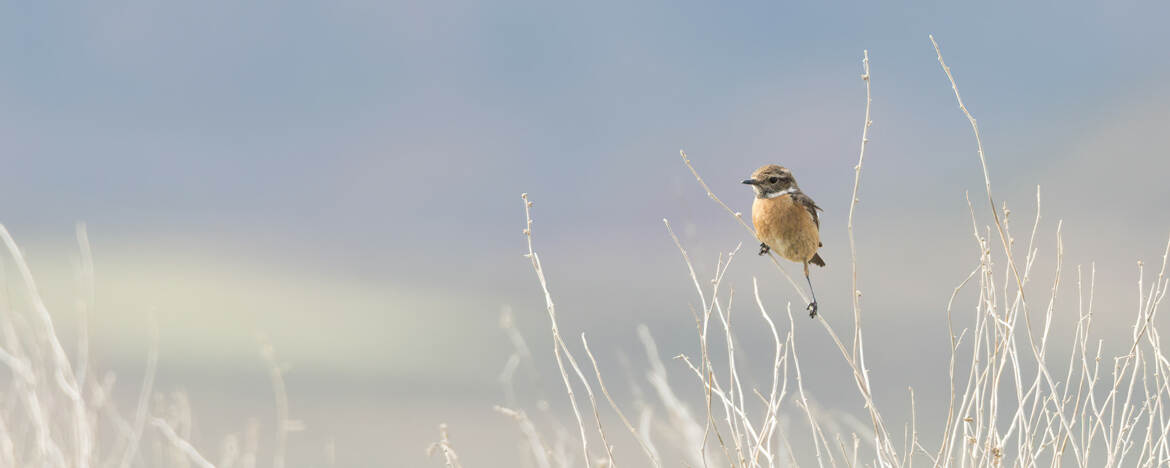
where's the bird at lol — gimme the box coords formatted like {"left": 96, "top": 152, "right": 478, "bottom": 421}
{"left": 742, "top": 164, "right": 825, "bottom": 317}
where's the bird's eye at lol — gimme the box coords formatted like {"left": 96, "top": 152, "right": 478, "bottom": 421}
{"left": 768, "top": 177, "right": 780, "bottom": 183}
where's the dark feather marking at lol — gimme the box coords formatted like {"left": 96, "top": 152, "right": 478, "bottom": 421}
{"left": 790, "top": 191, "right": 822, "bottom": 229}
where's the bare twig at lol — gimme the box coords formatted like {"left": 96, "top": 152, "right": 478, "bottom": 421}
{"left": 427, "top": 424, "right": 465, "bottom": 468}
{"left": 582, "top": 334, "right": 663, "bottom": 467}
{"left": 117, "top": 311, "right": 159, "bottom": 468}
{"left": 151, "top": 417, "right": 216, "bottom": 468}
{"left": 521, "top": 193, "right": 603, "bottom": 466}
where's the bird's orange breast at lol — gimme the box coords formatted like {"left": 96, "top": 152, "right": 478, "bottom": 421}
{"left": 752, "top": 195, "right": 820, "bottom": 263}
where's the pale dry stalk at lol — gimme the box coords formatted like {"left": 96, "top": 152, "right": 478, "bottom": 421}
{"left": 581, "top": 334, "right": 663, "bottom": 467}
{"left": 427, "top": 423, "right": 465, "bottom": 468}
{"left": 151, "top": 417, "right": 216, "bottom": 468}
{"left": 520, "top": 193, "right": 615, "bottom": 467}
{"left": 494, "top": 406, "right": 554, "bottom": 468}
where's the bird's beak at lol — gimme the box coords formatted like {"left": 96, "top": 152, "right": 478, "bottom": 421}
{"left": 742, "top": 179, "right": 761, "bottom": 185}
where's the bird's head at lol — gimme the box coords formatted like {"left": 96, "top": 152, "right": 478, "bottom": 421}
{"left": 742, "top": 164, "right": 798, "bottom": 199}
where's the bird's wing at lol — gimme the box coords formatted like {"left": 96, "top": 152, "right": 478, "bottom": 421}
{"left": 791, "top": 191, "right": 821, "bottom": 229}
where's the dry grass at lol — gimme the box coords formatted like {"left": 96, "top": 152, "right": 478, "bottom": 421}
{"left": 0, "top": 224, "right": 302, "bottom": 467}
{"left": 469, "top": 37, "right": 1170, "bottom": 468}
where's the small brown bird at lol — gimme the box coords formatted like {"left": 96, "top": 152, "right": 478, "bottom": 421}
{"left": 742, "top": 164, "right": 825, "bottom": 317}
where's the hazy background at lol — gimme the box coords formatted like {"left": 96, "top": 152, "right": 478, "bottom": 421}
{"left": 2, "top": 0, "right": 1169, "bottom": 465}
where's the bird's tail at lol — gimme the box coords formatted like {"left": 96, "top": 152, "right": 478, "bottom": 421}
{"left": 809, "top": 253, "right": 826, "bottom": 267}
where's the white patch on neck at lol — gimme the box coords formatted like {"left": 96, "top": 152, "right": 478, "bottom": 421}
{"left": 764, "top": 187, "right": 796, "bottom": 199}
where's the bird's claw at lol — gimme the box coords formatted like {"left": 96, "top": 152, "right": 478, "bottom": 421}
{"left": 807, "top": 301, "right": 818, "bottom": 318}
{"left": 758, "top": 243, "right": 770, "bottom": 256}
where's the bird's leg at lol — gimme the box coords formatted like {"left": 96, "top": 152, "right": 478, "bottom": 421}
{"left": 758, "top": 243, "right": 771, "bottom": 256}
{"left": 804, "top": 261, "right": 818, "bottom": 318}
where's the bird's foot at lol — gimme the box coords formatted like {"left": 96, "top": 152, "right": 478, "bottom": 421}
{"left": 758, "top": 243, "right": 771, "bottom": 256}
{"left": 807, "top": 301, "right": 818, "bottom": 318}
